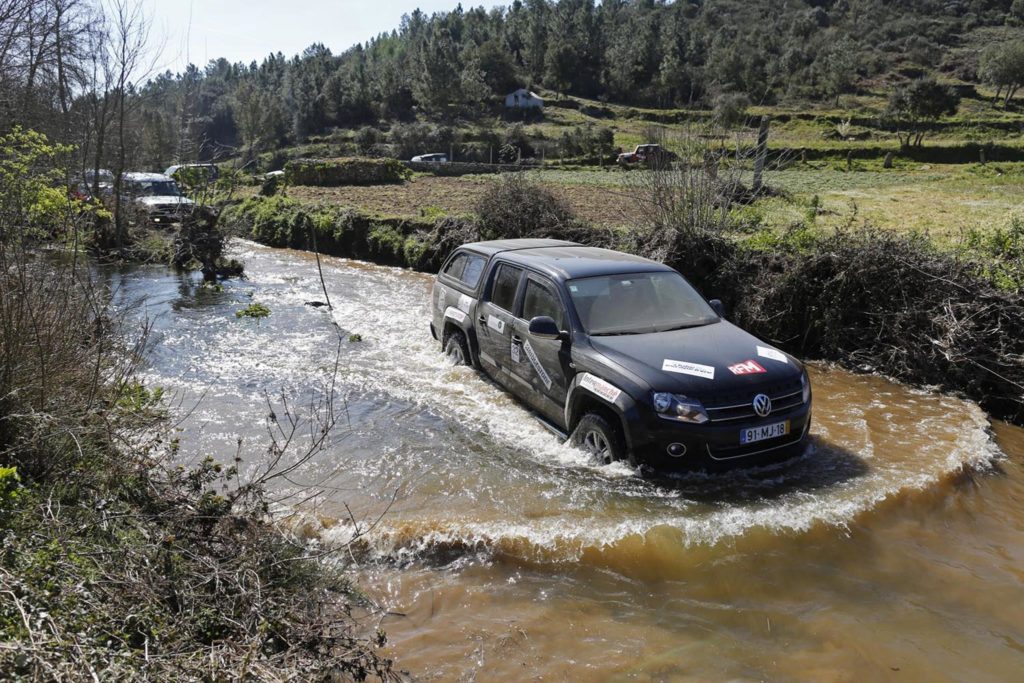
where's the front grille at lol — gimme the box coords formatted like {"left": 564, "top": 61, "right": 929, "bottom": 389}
{"left": 703, "top": 377, "right": 804, "bottom": 423}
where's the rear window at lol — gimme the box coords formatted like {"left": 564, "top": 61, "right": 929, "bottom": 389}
{"left": 490, "top": 264, "right": 523, "bottom": 312}
{"left": 441, "top": 252, "right": 485, "bottom": 289}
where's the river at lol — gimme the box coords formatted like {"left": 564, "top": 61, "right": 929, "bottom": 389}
{"left": 107, "top": 240, "right": 1024, "bottom": 681}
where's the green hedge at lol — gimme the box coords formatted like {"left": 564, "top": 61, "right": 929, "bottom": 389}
{"left": 284, "top": 157, "right": 410, "bottom": 186}
{"left": 221, "top": 195, "right": 439, "bottom": 269}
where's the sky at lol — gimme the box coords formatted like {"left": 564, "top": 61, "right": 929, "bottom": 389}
{"left": 140, "top": 0, "right": 495, "bottom": 74}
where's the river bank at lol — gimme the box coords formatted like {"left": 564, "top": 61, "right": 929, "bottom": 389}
{"left": 0, "top": 248, "right": 394, "bottom": 680}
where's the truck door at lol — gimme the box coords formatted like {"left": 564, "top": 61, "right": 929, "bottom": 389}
{"left": 475, "top": 262, "right": 523, "bottom": 387}
{"left": 510, "top": 274, "right": 573, "bottom": 427}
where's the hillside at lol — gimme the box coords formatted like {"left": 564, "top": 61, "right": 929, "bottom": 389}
{"left": 112, "top": 0, "right": 1024, "bottom": 168}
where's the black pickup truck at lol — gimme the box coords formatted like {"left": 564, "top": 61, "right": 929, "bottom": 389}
{"left": 429, "top": 239, "right": 812, "bottom": 472}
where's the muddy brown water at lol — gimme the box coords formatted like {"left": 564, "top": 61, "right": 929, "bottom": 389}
{"left": 108, "top": 240, "right": 1024, "bottom": 681}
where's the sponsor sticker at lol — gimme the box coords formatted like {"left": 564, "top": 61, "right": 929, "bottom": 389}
{"left": 510, "top": 341, "right": 521, "bottom": 363}
{"left": 756, "top": 345, "right": 788, "bottom": 364}
{"left": 444, "top": 306, "right": 467, "bottom": 324}
{"left": 662, "top": 359, "right": 716, "bottom": 380}
{"left": 457, "top": 294, "right": 473, "bottom": 313}
{"left": 487, "top": 315, "right": 506, "bottom": 334}
{"left": 435, "top": 285, "right": 445, "bottom": 312}
{"left": 579, "top": 373, "right": 622, "bottom": 403}
{"left": 728, "top": 359, "right": 767, "bottom": 375}
{"left": 523, "top": 340, "right": 552, "bottom": 389}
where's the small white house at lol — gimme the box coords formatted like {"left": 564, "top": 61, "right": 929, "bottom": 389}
{"left": 505, "top": 88, "right": 544, "bottom": 109}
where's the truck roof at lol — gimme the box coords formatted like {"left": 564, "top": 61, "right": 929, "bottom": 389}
{"left": 462, "top": 238, "right": 580, "bottom": 256}
{"left": 461, "top": 238, "right": 671, "bottom": 280}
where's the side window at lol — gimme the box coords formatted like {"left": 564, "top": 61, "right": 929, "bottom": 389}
{"left": 522, "top": 279, "right": 565, "bottom": 330}
{"left": 462, "top": 256, "right": 485, "bottom": 288}
{"left": 442, "top": 253, "right": 468, "bottom": 280}
{"left": 490, "top": 264, "right": 523, "bottom": 312}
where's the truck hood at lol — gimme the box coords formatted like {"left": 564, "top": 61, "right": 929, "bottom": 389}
{"left": 137, "top": 195, "right": 194, "bottom": 207}
{"left": 588, "top": 320, "right": 802, "bottom": 396}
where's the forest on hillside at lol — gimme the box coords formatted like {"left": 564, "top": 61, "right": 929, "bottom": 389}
{"left": 3, "top": 0, "right": 1024, "bottom": 170}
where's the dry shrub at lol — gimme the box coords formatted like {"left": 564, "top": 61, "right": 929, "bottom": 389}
{"left": 713, "top": 228, "right": 1024, "bottom": 423}
{"left": 473, "top": 172, "right": 580, "bottom": 241}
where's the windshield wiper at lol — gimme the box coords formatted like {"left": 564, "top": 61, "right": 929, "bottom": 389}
{"left": 658, "top": 321, "right": 714, "bottom": 332}
{"left": 590, "top": 330, "right": 645, "bottom": 336}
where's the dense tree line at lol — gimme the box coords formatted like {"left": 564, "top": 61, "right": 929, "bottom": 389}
{"left": 2, "top": 0, "right": 1021, "bottom": 170}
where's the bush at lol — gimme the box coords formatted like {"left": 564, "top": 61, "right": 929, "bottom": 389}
{"left": 706, "top": 227, "right": 1024, "bottom": 423}
{"left": 285, "top": 157, "right": 410, "bottom": 186}
{"left": 474, "top": 173, "right": 580, "bottom": 240}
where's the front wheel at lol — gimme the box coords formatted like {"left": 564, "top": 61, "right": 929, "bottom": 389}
{"left": 572, "top": 413, "right": 627, "bottom": 465}
{"left": 443, "top": 329, "right": 470, "bottom": 366}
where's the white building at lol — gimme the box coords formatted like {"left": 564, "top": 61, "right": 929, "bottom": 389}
{"left": 504, "top": 88, "right": 544, "bottom": 109}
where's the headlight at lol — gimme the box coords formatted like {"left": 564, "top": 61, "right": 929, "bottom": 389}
{"left": 801, "top": 370, "right": 811, "bottom": 403}
{"left": 652, "top": 392, "right": 709, "bottom": 424}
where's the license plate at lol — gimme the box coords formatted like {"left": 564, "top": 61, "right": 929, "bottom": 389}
{"left": 740, "top": 420, "right": 790, "bottom": 444}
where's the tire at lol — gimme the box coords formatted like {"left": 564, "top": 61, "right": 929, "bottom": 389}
{"left": 572, "top": 412, "right": 627, "bottom": 465}
{"left": 443, "top": 329, "right": 470, "bottom": 366}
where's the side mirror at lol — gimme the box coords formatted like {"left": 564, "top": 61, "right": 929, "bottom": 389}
{"left": 528, "top": 315, "right": 564, "bottom": 341}
{"left": 709, "top": 299, "right": 726, "bottom": 318}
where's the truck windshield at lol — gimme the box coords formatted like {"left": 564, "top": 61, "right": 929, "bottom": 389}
{"left": 567, "top": 271, "right": 719, "bottom": 335}
{"left": 130, "top": 180, "right": 181, "bottom": 197}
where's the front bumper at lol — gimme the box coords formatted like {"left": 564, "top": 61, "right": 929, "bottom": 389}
{"left": 629, "top": 400, "right": 812, "bottom": 472}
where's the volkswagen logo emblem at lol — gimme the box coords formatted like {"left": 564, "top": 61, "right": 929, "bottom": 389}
{"left": 752, "top": 393, "right": 772, "bottom": 417}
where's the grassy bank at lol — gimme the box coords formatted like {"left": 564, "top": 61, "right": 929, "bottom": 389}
{"left": 225, "top": 189, "right": 1024, "bottom": 426}
{"left": 0, "top": 251, "right": 395, "bottom": 680}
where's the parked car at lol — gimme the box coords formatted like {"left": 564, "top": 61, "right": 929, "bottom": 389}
{"left": 411, "top": 153, "right": 449, "bottom": 163}
{"left": 616, "top": 143, "right": 677, "bottom": 168}
{"left": 430, "top": 239, "right": 812, "bottom": 472}
{"left": 69, "top": 169, "right": 115, "bottom": 202}
{"left": 122, "top": 172, "right": 195, "bottom": 225}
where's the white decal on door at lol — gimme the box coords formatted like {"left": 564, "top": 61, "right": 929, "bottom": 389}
{"left": 458, "top": 294, "right": 474, "bottom": 313}
{"left": 487, "top": 315, "right": 505, "bottom": 334}
{"left": 662, "top": 359, "right": 716, "bottom": 380}
{"left": 523, "top": 340, "right": 552, "bottom": 389}
{"left": 435, "top": 285, "right": 445, "bottom": 312}
{"left": 756, "top": 345, "right": 789, "bottom": 364}
{"left": 579, "top": 373, "right": 622, "bottom": 403}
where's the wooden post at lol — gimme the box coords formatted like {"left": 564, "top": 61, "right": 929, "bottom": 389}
{"left": 752, "top": 116, "right": 770, "bottom": 194}
{"left": 846, "top": 150, "right": 853, "bottom": 172}
{"left": 980, "top": 147, "right": 986, "bottom": 165}
{"left": 489, "top": 145, "right": 493, "bottom": 165}
{"left": 883, "top": 152, "right": 894, "bottom": 169}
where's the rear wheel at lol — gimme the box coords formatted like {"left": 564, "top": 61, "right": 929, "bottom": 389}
{"left": 572, "top": 413, "right": 627, "bottom": 465}
{"left": 443, "top": 329, "right": 470, "bottom": 366}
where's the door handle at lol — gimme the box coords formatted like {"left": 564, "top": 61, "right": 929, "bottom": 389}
{"left": 511, "top": 334, "right": 523, "bottom": 343}
{"left": 478, "top": 315, "right": 487, "bottom": 324}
